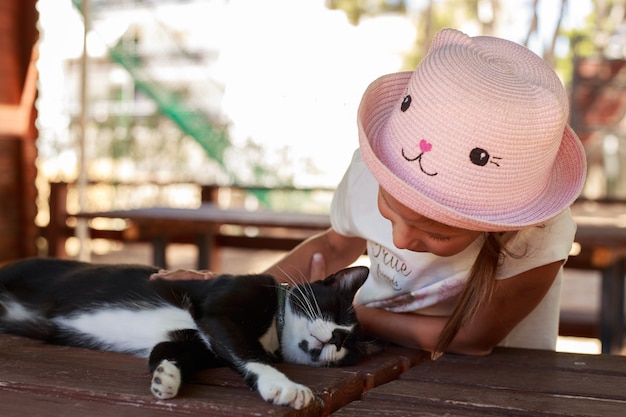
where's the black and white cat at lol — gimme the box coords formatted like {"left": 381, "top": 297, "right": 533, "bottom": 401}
{"left": 0, "top": 257, "right": 376, "bottom": 409}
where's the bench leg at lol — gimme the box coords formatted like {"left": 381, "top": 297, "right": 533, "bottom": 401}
{"left": 152, "top": 237, "right": 168, "bottom": 269}
{"left": 197, "top": 234, "right": 210, "bottom": 270}
{"left": 600, "top": 258, "right": 625, "bottom": 354}
{"left": 151, "top": 235, "right": 216, "bottom": 271}
{"left": 196, "top": 233, "right": 219, "bottom": 271}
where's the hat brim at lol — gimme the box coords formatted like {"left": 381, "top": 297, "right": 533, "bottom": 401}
{"left": 358, "top": 72, "right": 587, "bottom": 231}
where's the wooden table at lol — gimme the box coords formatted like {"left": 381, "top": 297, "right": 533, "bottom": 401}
{"left": 331, "top": 347, "right": 626, "bottom": 417}
{"left": 569, "top": 201, "right": 626, "bottom": 354}
{"left": 0, "top": 334, "right": 424, "bottom": 417}
{"left": 2, "top": 334, "right": 626, "bottom": 417}
{"left": 77, "top": 203, "right": 331, "bottom": 270}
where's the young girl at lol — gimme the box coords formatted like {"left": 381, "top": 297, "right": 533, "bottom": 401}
{"left": 264, "top": 28, "right": 587, "bottom": 358}
{"left": 155, "top": 28, "right": 586, "bottom": 358}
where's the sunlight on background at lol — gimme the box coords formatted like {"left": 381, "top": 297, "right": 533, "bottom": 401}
{"left": 36, "top": 0, "right": 592, "bottom": 187}
{"left": 557, "top": 337, "right": 601, "bottom": 354}
{"left": 214, "top": 1, "right": 416, "bottom": 186}
{"left": 36, "top": 0, "right": 416, "bottom": 186}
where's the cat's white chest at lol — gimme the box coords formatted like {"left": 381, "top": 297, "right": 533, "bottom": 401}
{"left": 54, "top": 305, "right": 197, "bottom": 357}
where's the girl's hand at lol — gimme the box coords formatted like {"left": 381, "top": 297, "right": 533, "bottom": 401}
{"left": 309, "top": 252, "right": 327, "bottom": 281}
{"left": 150, "top": 269, "right": 216, "bottom": 281}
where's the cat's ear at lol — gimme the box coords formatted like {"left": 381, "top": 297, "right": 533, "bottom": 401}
{"left": 323, "top": 266, "right": 369, "bottom": 298}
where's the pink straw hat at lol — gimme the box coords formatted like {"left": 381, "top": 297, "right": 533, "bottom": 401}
{"left": 358, "top": 28, "right": 587, "bottom": 231}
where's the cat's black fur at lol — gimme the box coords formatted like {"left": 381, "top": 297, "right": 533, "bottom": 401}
{"left": 0, "top": 257, "right": 377, "bottom": 409}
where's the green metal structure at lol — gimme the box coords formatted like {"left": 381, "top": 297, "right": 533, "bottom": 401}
{"left": 72, "top": 0, "right": 231, "bottom": 172}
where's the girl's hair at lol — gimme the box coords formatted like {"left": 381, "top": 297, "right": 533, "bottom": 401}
{"left": 433, "top": 232, "right": 510, "bottom": 358}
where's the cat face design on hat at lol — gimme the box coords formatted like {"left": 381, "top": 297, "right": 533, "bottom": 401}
{"left": 398, "top": 94, "right": 503, "bottom": 178}
{"left": 358, "top": 29, "right": 586, "bottom": 231}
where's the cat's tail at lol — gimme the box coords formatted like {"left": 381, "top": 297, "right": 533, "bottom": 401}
{"left": 0, "top": 295, "right": 54, "bottom": 340}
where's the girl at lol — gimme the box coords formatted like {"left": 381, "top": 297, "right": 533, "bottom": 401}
{"left": 155, "top": 28, "right": 587, "bottom": 358}
{"left": 264, "top": 28, "right": 587, "bottom": 358}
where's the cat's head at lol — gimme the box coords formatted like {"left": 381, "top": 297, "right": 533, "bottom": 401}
{"left": 280, "top": 266, "right": 380, "bottom": 367}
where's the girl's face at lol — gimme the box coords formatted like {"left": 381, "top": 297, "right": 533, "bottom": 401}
{"left": 377, "top": 187, "right": 482, "bottom": 257}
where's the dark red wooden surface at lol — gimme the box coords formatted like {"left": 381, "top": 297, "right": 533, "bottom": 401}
{"left": 4, "top": 334, "right": 626, "bottom": 416}
{"left": 0, "top": 334, "right": 426, "bottom": 417}
{"left": 331, "top": 348, "right": 626, "bottom": 417}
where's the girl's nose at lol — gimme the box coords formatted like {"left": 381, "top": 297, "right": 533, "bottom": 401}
{"left": 391, "top": 223, "right": 419, "bottom": 250}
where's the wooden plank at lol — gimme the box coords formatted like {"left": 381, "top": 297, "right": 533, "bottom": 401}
{"left": 358, "top": 379, "right": 626, "bottom": 417}
{"left": 334, "top": 348, "right": 626, "bottom": 417}
{"left": 361, "top": 349, "right": 626, "bottom": 416}
{"left": 0, "top": 335, "right": 425, "bottom": 416}
{"left": 435, "top": 347, "right": 626, "bottom": 375}
{"left": 0, "top": 137, "right": 22, "bottom": 263}
{"left": 0, "top": 335, "right": 312, "bottom": 416}
{"left": 186, "top": 362, "right": 363, "bottom": 416}
{"left": 277, "top": 363, "right": 363, "bottom": 416}
{"left": 400, "top": 360, "right": 626, "bottom": 400}
{"left": 0, "top": 44, "right": 38, "bottom": 136}
{"left": 1, "top": 384, "right": 319, "bottom": 417}
{"left": 330, "top": 398, "right": 496, "bottom": 417}
{"left": 339, "top": 345, "right": 428, "bottom": 391}
{"left": 76, "top": 204, "right": 331, "bottom": 230}
{"left": 0, "top": 389, "right": 213, "bottom": 417}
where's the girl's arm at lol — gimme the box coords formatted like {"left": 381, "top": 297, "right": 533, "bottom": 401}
{"left": 357, "top": 260, "right": 564, "bottom": 356}
{"left": 150, "top": 228, "right": 364, "bottom": 282}
{"left": 264, "top": 228, "right": 366, "bottom": 283}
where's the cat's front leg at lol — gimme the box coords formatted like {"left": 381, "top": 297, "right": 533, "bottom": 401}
{"left": 197, "top": 318, "right": 315, "bottom": 409}
{"left": 148, "top": 330, "right": 218, "bottom": 399}
{"left": 244, "top": 362, "right": 315, "bottom": 409}
{"left": 151, "top": 359, "right": 181, "bottom": 399}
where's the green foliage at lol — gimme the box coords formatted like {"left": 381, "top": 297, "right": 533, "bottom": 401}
{"left": 326, "top": 0, "right": 406, "bottom": 25}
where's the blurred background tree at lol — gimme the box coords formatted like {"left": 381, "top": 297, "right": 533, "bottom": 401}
{"left": 38, "top": 0, "right": 626, "bottom": 203}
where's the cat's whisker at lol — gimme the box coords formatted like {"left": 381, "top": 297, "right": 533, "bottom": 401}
{"left": 273, "top": 265, "right": 328, "bottom": 321}
{"left": 289, "top": 287, "right": 317, "bottom": 321}
{"left": 275, "top": 265, "right": 308, "bottom": 286}
{"left": 284, "top": 274, "right": 303, "bottom": 288}
{"left": 303, "top": 282, "right": 322, "bottom": 320}
{"left": 270, "top": 272, "right": 314, "bottom": 319}
{"left": 301, "top": 281, "right": 322, "bottom": 320}
{"left": 276, "top": 274, "right": 318, "bottom": 320}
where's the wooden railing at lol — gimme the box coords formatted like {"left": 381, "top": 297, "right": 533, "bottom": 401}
{"left": 41, "top": 181, "right": 334, "bottom": 259}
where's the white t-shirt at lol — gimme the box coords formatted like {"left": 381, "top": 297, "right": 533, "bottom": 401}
{"left": 330, "top": 150, "right": 577, "bottom": 350}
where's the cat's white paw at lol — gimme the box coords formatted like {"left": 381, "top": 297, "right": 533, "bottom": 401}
{"left": 263, "top": 379, "right": 314, "bottom": 410}
{"left": 246, "top": 362, "right": 315, "bottom": 409}
{"left": 151, "top": 359, "right": 181, "bottom": 399}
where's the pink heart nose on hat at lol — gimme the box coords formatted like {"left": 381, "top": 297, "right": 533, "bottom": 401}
{"left": 357, "top": 28, "right": 586, "bottom": 232}
{"left": 419, "top": 139, "right": 432, "bottom": 153}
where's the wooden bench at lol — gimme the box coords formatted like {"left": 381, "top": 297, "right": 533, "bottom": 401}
{"left": 560, "top": 244, "right": 626, "bottom": 342}
{"left": 42, "top": 182, "right": 333, "bottom": 271}
{"left": 3, "top": 333, "right": 626, "bottom": 416}
{"left": 75, "top": 203, "right": 331, "bottom": 271}
{"left": 562, "top": 201, "right": 626, "bottom": 353}
{"left": 332, "top": 347, "right": 626, "bottom": 416}
{"left": 0, "top": 334, "right": 426, "bottom": 417}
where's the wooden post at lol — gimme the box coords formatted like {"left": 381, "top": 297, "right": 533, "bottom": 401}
{"left": 200, "top": 184, "right": 221, "bottom": 271}
{"left": 200, "top": 184, "right": 220, "bottom": 203}
{"left": 0, "top": 0, "right": 39, "bottom": 263}
{"left": 46, "top": 182, "right": 68, "bottom": 258}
